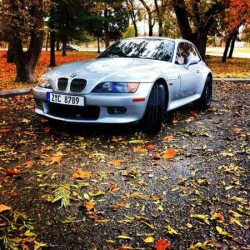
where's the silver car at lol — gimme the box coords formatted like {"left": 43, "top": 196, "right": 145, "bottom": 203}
{"left": 33, "top": 37, "right": 212, "bottom": 133}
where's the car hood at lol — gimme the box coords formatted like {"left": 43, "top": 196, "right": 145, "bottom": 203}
{"left": 47, "top": 57, "right": 174, "bottom": 93}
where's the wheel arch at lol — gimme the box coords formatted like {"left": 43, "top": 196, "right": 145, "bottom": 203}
{"left": 154, "top": 78, "right": 169, "bottom": 112}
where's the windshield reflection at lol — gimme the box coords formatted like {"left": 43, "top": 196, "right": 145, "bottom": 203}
{"left": 98, "top": 39, "right": 175, "bottom": 62}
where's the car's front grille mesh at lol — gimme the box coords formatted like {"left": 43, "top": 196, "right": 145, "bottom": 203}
{"left": 58, "top": 78, "right": 68, "bottom": 91}
{"left": 70, "top": 79, "right": 87, "bottom": 92}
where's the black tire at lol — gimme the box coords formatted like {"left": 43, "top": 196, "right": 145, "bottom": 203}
{"left": 140, "top": 83, "right": 165, "bottom": 133}
{"left": 194, "top": 76, "right": 212, "bottom": 109}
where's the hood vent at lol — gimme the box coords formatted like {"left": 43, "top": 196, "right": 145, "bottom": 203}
{"left": 70, "top": 79, "right": 87, "bottom": 92}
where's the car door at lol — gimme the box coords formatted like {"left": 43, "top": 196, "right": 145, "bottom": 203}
{"left": 175, "top": 42, "right": 201, "bottom": 99}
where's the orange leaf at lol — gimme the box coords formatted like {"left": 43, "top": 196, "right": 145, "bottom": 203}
{"left": 147, "top": 144, "right": 156, "bottom": 150}
{"left": 0, "top": 129, "right": 9, "bottom": 133}
{"left": 23, "top": 161, "right": 33, "bottom": 166}
{"left": 45, "top": 156, "right": 62, "bottom": 163}
{"left": 162, "top": 136, "right": 174, "bottom": 142}
{"left": 116, "top": 202, "right": 126, "bottom": 207}
{"left": 155, "top": 239, "right": 171, "bottom": 250}
{"left": 172, "top": 118, "right": 178, "bottom": 124}
{"left": 24, "top": 131, "right": 36, "bottom": 136}
{"left": 41, "top": 146, "right": 53, "bottom": 151}
{"left": 2, "top": 169, "right": 21, "bottom": 175}
{"left": 86, "top": 202, "right": 94, "bottom": 211}
{"left": 163, "top": 148, "right": 177, "bottom": 159}
{"left": 72, "top": 170, "right": 92, "bottom": 179}
{"left": 133, "top": 147, "right": 147, "bottom": 152}
{"left": 152, "top": 152, "right": 160, "bottom": 160}
{"left": 0, "top": 204, "right": 11, "bottom": 213}
{"left": 211, "top": 213, "right": 224, "bottom": 220}
{"left": 44, "top": 127, "right": 51, "bottom": 133}
{"left": 110, "top": 184, "right": 119, "bottom": 191}
{"left": 109, "top": 160, "right": 123, "bottom": 166}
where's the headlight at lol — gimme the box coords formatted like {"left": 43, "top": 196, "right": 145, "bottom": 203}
{"left": 92, "top": 82, "right": 139, "bottom": 93}
{"left": 38, "top": 77, "right": 52, "bottom": 89}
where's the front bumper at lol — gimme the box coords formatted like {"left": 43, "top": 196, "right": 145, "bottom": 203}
{"left": 32, "top": 83, "right": 153, "bottom": 124}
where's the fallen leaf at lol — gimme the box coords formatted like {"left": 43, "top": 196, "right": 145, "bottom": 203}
{"left": 41, "top": 146, "right": 53, "bottom": 151}
{"left": 144, "top": 237, "right": 154, "bottom": 243}
{"left": 190, "top": 214, "right": 210, "bottom": 225}
{"left": 2, "top": 169, "right": 21, "bottom": 175}
{"left": 211, "top": 213, "right": 224, "bottom": 220}
{"left": 44, "top": 127, "right": 51, "bottom": 133}
{"left": 190, "top": 111, "right": 196, "bottom": 116}
{"left": 117, "top": 235, "right": 132, "bottom": 240}
{"left": 85, "top": 202, "right": 94, "bottom": 211}
{"left": 45, "top": 156, "right": 62, "bottom": 163}
{"left": 216, "top": 226, "right": 233, "bottom": 238}
{"left": 152, "top": 153, "right": 160, "bottom": 160}
{"left": 166, "top": 225, "right": 179, "bottom": 237}
{"left": 72, "top": 170, "right": 92, "bottom": 179}
{"left": 24, "top": 131, "right": 36, "bottom": 136}
{"left": 109, "top": 160, "right": 123, "bottom": 166}
{"left": 133, "top": 147, "right": 147, "bottom": 152}
{"left": 0, "top": 129, "right": 9, "bottom": 133}
{"left": 23, "top": 161, "right": 34, "bottom": 167}
{"left": 163, "top": 148, "right": 177, "bottom": 159}
{"left": 147, "top": 144, "right": 156, "bottom": 150}
{"left": 155, "top": 239, "right": 171, "bottom": 250}
{"left": 162, "top": 136, "right": 174, "bottom": 142}
{"left": 110, "top": 184, "right": 119, "bottom": 191}
{"left": 172, "top": 118, "right": 178, "bottom": 124}
{"left": 0, "top": 204, "right": 11, "bottom": 212}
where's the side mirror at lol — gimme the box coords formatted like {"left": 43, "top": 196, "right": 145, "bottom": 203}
{"left": 185, "top": 57, "right": 199, "bottom": 69}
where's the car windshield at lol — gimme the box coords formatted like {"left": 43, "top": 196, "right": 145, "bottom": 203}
{"left": 98, "top": 39, "right": 175, "bottom": 62}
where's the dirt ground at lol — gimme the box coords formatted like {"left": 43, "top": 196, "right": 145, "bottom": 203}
{"left": 0, "top": 82, "right": 249, "bottom": 250}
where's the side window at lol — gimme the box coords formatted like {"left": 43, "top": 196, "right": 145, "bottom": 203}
{"left": 175, "top": 43, "right": 190, "bottom": 65}
{"left": 188, "top": 44, "right": 201, "bottom": 61}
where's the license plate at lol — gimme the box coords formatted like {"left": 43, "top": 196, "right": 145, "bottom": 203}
{"left": 47, "top": 93, "right": 84, "bottom": 106}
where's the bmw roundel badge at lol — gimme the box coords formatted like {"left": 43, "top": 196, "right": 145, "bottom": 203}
{"left": 70, "top": 73, "right": 77, "bottom": 78}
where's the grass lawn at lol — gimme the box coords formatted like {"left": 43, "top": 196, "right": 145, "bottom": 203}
{"left": 0, "top": 50, "right": 249, "bottom": 91}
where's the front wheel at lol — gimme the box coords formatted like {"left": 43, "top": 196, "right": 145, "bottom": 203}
{"left": 194, "top": 76, "right": 212, "bottom": 109}
{"left": 140, "top": 83, "right": 165, "bottom": 133}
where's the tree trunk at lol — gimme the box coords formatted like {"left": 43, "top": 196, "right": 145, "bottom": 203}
{"left": 139, "top": 0, "right": 154, "bottom": 36}
{"left": 13, "top": 30, "right": 44, "bottom": 82}
{"left": 45, "top": 33, "right": 49, "bottom": 51}
{"left": 56, "top": 40, "right": 60, "bottom": 51}
{"left": 132, "top": 20, "right": 138, "bottom": 37}
{"left": 62, "top": 40, "right": 67, "bottom": 56}
{"left": 50, "top": 30, "right": 56, "bottom": 67}
{"left": 173, "top": 0, "right": 227, "bottom": 60}
{"left": 228, "top": 33, "right": 237, "bottom": 59}
{"left": 97, "top": 37, "right": 100, "bottom": 54}
{"left": 104, "top": 9, "right": 110, "bottom": 48}
{"left": 222, "top": 33, "right": 233, "bottom": 62}
{"left": 154, "top": 0, "right": 162, "bottom": 36}
{"left": 7, "top": 40, "right": 15, "bottom": 63}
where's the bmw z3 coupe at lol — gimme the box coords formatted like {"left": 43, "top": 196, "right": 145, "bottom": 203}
{"left": 33, "top": 37, "right": 212, "bottom": 133}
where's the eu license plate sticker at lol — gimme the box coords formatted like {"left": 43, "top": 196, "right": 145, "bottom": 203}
{"left": 47, "top": 93, "right": 84, "bottom": 106}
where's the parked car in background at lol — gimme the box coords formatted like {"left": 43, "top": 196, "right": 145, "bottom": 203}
{"left": 59, "top": 45, "right": 79, "bottom": 51}
{"left": 33, "top": 37, "right": 212, "bottom": 133}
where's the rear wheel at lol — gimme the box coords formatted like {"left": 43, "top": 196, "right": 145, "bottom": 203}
{"left": 194, "top": 76, "right": 212, "bottom": 109}
{"left": 140, "top": 83, "right": 165, "bottom": 133}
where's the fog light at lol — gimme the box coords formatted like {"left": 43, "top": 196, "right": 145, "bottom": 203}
{"left": 108, "top": 107, "right": 127, "bottom": 114}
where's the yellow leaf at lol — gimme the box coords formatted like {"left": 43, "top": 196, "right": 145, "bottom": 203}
{"left": 216, "top": 226, "right": 233, "bottom": 238}
{"left": 144, "top": 237, "right": 154, "bottom": 243}
{"left": 83, "top": 193, "right": 90, "bottom": 200}
{"left": 190, "top": 214, "right": 210, "bottom": 225}
{"left": 166, "top": 225, "right": 179, "bottom": 236}
{"left": 117, "top": 235, "right": 132, "bottom": 239}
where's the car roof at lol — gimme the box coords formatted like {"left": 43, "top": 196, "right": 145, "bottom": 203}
{"left": 123, "top": 37, "right": 194, "bottom": 45}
